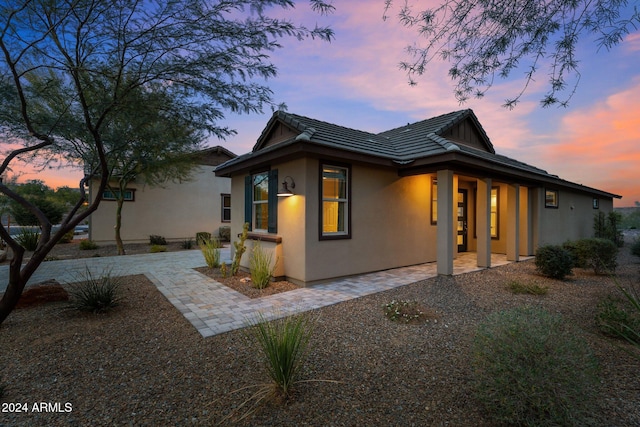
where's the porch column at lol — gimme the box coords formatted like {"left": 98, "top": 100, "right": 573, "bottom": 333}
{"left": 476, "top": 178, "right": 492, "bottom": 268}
{"left": 437, "top": 170, "right": 455, "bottom": 275}
{"left": 507, "top": 183, "right": 520, "bottom": 261}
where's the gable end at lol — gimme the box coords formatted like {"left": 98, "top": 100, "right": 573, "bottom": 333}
{"left": 441, "top": 118, "right": 492, "bottom": 152}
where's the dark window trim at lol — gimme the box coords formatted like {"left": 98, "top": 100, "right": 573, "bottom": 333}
{"left": 319, "top": 161, "right": 352, "bottom": 241}
{"left": 593, "top": 198, "right": 600, "bottom": 209}
{"left": 245, "top": 168, "right": 277, "bottom": 234}
{"left": 101, "top": 188, "right": 135, "bottom": 201}
{"left": 221, "top": 193, "right": 231, "bottom": 222}
{"left": 545, "top": 188, "right": 559, "bottom": 209}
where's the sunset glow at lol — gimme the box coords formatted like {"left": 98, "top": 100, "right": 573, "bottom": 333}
{"left": 6, "top": 2, "right": 639, "bottom": 206}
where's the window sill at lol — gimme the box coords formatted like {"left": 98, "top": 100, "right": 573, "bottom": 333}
{"left": 247, "top": 232, "right": 282, "bottom": 244}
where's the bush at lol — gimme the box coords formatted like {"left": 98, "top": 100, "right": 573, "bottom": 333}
{"left": 181, "top": 238, "right": 194, "bottom": 249}
{"left": 79, "top": 239, "right": 98, "bottom": 250}
{"left": 594, "top": 211, "right": 624, "bottom": 247}
{"left": 507, "top": 280, "right": 548, "bottom": 295}
{"left": 15, "top": 228, "right": 40, "bottom": 251}
{"left": 58, "top": 229, "right": 75, "bottom": 244}
{"left": 250, "top": 242, "right": 276, "bottom": 289}
{"left": 149, "top": 235, "right": 167, "bottom": 245}
{"left": 219, "top": 226, "right": 231, "bottom": 242}
{"left": 597, "top": 289, "right": 640, "bottom": 347}
{"left": 472, "top": 306, "right": 600, "bottom": 426}
{"left": 630, "top": 239, "right": 640, "bottom": 258}
{"left": 150, "top": 244, "right": 167, "bottom": 253}
{"left": 535, "top": 244, "right": 573, "bottom": 280}
{"left": 563, "top": 238, "right": 618, "bottom": 274}
{"left": 231, "top": 223, "right": 249, "bottom": 276}
{"left": 196, "top": 231, "right": 211, "bottom": 245}
{"left": 200, "top": 237, "right": 221, "bottom": 268}
{"left": 247, "top": 312, "right": 315, "bottom": 399}
{"left": 67, "top": 267, "right": 121, "bottom": 313}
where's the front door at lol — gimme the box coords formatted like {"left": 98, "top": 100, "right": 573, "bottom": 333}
{"left": 457, "top": 189, "right": 468, "bottom": 252}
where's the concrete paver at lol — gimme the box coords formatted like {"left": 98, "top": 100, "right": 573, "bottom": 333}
{"left": 0, "top": 249, "right": 527, "bottom": 337}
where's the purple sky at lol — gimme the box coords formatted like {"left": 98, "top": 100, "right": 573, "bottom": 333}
{"left": 30, "top": 2, "right": 640, "bottom": 206}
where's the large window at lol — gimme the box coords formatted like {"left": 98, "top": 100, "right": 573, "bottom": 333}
{"left": 490, "top": 187, "right": 499, "bottom": 238}
{"left": 321, "top": 163, "right": 350, "bottom": 239}
{"left": 431, "top": 178, "right": 438, "bottom": 224}
{"left": 545, "top": 189, "right": 559, "bottom": 208}
{"left": 221, "top": 194, "right": 231, "bottom": 222}
{"left": 244, "top": 169, "right": 278, "bottom": 233}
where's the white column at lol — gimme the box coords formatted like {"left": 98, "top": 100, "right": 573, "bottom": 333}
{"left": 476, "top": 178, "right": 492, "bottom": 268}
{"left": 437, "top": 170, "right": 454, "bottom": 275}
{"left": 507, "top": 183, "right": 520, "bottom": 261}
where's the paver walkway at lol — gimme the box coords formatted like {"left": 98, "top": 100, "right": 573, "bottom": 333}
{"left": 0, "top": 250, "right": 527, "bottom": 337}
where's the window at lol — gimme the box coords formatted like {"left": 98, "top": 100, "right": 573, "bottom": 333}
{"left": 252, "top": 172, "right": 269, "bottom": 231}
{"left": 221, "top": 194, "right": 231, "bottom": 222}
{"left": 593, "top": 198, "right": 599, "bottom": 209}
{"left": 431, "top": 178, "right": 437, "bottom": 224}
{"left": 244, "top": 169, "right": 278, "bottom": 233}
{"left": 101, "top": 189, "right": 135, "bottom": 201}
{"left": 545, "top": 189, "right": 559, "bottom": 208}
{"left": 490, "top": 187, "right": 499, "bottom": 238}
{"left": 320, "top": 163, "right": 350, "bottom": 239}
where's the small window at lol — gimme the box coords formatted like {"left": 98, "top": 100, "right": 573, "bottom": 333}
{"left": 545, "top": 189, "right": 558, "bottom": 208}
{"left": 252, "top": 172, "right": 269, "bottom": 231}
{"left": 320, "top": 163, "right": 350, "bottom": 239}
{"left": 102, "top": 189, "right": 135, "bottom": 201}
{"left": 593, "top": 198, "right": 599, "bottom": 209}
{"left": 221, "top": 194, "right": 231, "bottom": 222}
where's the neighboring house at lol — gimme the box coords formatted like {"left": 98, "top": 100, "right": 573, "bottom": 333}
{"left": 89, "top": 146, "right": 236, "bottom": 243}
{"left": 215, "top": 110, "right": 621, "bottom": 285}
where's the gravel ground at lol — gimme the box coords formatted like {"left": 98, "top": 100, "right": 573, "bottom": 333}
{"left": 1, "top": 240, "right": 640, "bottom": 426}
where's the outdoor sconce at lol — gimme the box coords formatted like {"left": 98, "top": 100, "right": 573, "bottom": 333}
{"left": 277, "top": 176, "right": 295, "bottom": 197}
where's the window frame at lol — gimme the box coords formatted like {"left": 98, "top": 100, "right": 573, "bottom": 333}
{"left": 252, "top": 171, "right": 270, "bottom": 232}
{"left": 490, "top": 187, "right": 499, "bottom": 239}
{"left": 101, "top": 188, "right": 135, "bottom": 201}
{"left": 592, "top": 198, "right": 599, "bottom": 209}
{"left": 319, "top": 161, "right": 351, "bottom": 240}
{"left": 545, "top": 189, "right": 559, "bottom": 208}
{"left": 431, "top": 177, "right": 438, "bottom": 225}
{"left": 221, "top": 193, "right": 231, "bottom": 222}
{"left": 244, "top": 169, "right": 278, "bottom": 233}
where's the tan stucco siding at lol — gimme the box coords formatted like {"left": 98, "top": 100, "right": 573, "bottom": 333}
{"left": 303, "top": 162, "right": 436, "bottom": 283}
{"left": 89, "top": 166, "right": 230, "bottom": 243}
{"left": 537, "top": 188, "right": 613, "bottom": 246}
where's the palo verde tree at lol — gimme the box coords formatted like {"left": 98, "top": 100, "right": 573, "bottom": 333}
{"left": 85, "top": 87, "right": 207, "bottom": 255}
{"left": 0, "top": 0, "right": 334, "bottom": 325}
{"left": 383, "top": 0, "right": 640, "bottom": 107}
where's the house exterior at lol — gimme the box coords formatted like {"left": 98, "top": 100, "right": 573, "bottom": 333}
{"left": 89, "top": 146, "right": 236, "bottom": 243}
{"left": 215, "top": 110, "right": 621, "bottom": 285}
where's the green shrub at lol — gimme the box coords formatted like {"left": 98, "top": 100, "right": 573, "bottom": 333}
{"left": 247, "top": 312, "right": 315, "bottom": 399}
{"left": 200, "top": 237, "right": 221, "bottom": 268}
{"left": 67, "top": 267, "right": 121, "bottom": 313}
{"left": 630, "top": 239, "right": 640, "bottom": 258}
{"left": 564, "top": 238, "right": 618, "bottom": 274}
{"left": 597, "top": 288, "right": 640, "bottom": 348}
{"left": 58, "top": 229, "right": 75, "bottom": 244}
{"left": 79, "top": 239, "right": 98, "bottom": 250}
{"left": 535, "top": 244, "right": 573, "bottom": 280}
{"left": 181, "top": 238, "right": 194, "bottom": 249}
{"left": 150, "top": 244, "right": 167, "bottom": 253}
{"left": 383, "top": 299, "right": 425, "bottom": 323}
{"left": 507, "top": 280, "right": 548, "bottom": 295}
{"left": 594, "top": 211, "right": 624, "bottom": 247}
{"left": 196, "top": 231, "right": 211, "bottom": 245}
{"left": 249, "top": 242, "right": 276, "bottom": 289}
{"left": 149, "top": 235, "right": 167, "bottom": 245}
{"left": 219, "top": 226, "right": 231, "bottom": 242}
{"left": 16, "top": 228, "right": 40, "bottom": 251}
{"left": 472, "top": 306, "right": 599, "bottom": 426}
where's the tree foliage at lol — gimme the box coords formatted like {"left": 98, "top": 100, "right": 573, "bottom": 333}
{"left": 384, "top": 0, "right": 640, "bottom": 107}
{"left": 0, "top": 0, "right": 334, "bottom": 324}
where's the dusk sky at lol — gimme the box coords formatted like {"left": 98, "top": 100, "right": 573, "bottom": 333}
{"left": 21, "top": 2, "right": 640, "bottom": 207}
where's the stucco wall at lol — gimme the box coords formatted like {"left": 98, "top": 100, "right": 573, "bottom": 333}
{"left": 89, "top": 166, "right": 231, "bottom": 243}
{"left": 536, "top": 188, "right": 613, "bottom": 247}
